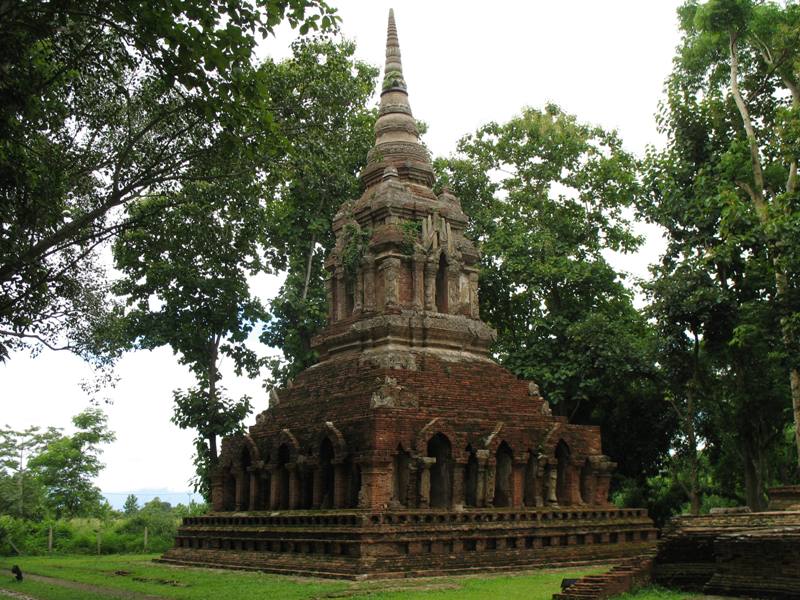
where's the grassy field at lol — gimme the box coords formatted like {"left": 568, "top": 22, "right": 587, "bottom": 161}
{"left": 613, "top": 586, "right": 691, "bottom": 600}
{"left": 0, "top": 554, "right": 615, "bottom": 600}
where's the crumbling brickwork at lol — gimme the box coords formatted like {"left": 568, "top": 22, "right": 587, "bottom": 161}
{"left": 654, "top": 510, "right": 800, "bottom": 598}
{"left": 162, "top": 9, "right": 656, "bottom": 578}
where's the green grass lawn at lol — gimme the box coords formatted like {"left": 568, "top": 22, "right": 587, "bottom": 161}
{"left": 612, "top": 586, "right": 690, "bottom": 600}
{"left": 0, "top": 554, "right": 613, "bottom": 600}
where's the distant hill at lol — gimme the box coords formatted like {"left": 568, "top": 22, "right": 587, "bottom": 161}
{"left": 102, "top": 489, "right": 203, "bottom": 510}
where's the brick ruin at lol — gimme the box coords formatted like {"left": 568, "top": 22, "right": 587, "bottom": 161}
{"left": 160, "top": 10, "right": 656, "bottom": 578}
{"left": 653, "top": 510, "right": 800, "bottom": 598}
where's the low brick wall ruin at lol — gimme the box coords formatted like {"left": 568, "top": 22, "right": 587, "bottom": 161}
{"left": 653, "top": 511, "right": 800, "bottom": 598}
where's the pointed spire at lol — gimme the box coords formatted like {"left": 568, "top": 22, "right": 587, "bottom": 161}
{"left": 383, "top": 8, "right": 406, "bottom": 91}
{"left": 361, "top": 9, "right": 433, "bottom": 187}
{"left": 361, "top": 9, "right": 434, "bottom": 187}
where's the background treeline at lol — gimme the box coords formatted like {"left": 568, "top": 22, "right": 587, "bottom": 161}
{"left": 1, "top": 0, "right": 799, "bottom": 537}
{"left": 0, "top": 496, "right": 208, "bottom": 556}
{"left": 0, "top": 410, "right": 206, "bottom": 555}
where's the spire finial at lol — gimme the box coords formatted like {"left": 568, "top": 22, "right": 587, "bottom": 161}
{"left": 360, "top": 9, "right": 434, "bottom": 187}
{"left": 383, "top": 8, "right": 406, "bottom": 91}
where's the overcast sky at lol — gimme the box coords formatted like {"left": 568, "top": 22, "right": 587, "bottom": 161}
{"left": 3, "top": 1, "right": 684, "bottom": 498}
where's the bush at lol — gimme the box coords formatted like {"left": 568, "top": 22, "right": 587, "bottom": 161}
{"left": 0, "top": 514, "right": 181, "bottom": 556}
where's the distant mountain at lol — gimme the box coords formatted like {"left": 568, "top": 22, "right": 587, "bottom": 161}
{"left": 102, "top": 488, "right": 203, "bottom": 510}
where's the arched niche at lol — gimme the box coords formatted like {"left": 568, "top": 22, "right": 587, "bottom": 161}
{"left": 493, "top": 441, "right": 513, "bottom": 507}
{"left": 580, "top": 458, "right": 593, "bottom": 505}
{"left": 238, "top": 446, "right": 252, "bottom": 510}
{"left": 392, "top": 445, "right": 411, "bottom": 507}
{"left": 435, "top": 253, "right": 448, "bottom": 313}
{"left": 464, "top": 445, "right": 479, "bottom": 507}
{"left": 427, "top": 433, "right": 453, "bottom": 508}
{"left": 319, "top": 438, "right": 336, "bottom": 509}
{"left": 555, "top": 440, "right": 571, "bottom": 505}
{"left": 277, "top": 443, "right": 292, "bottom": 509}
{"left": 523, "top": 449, "right": 539, "bottom": 507}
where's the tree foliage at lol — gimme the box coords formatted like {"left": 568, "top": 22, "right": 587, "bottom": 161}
{"left": 111, "top": 37, "right": 377, "bottom": 496}
{"left": 640, "top": 0, "right": 800, "bottom": 508}
{"left": 435, "top": 104, "right": 675, "bottom": 480}
{"left": 0, "top": 0, "right": 338, "bottom": 362}
{"left": 0, "top": 426, "right": 59, "bottom": 519}
{"left": 25, "top": 408, "right": 115, "bottom": 519}
{"left": 122, "top": 494, "right": 139, "bottom": 516}
{"left": 259, "top": 39, "right": 378, "bottom": 385}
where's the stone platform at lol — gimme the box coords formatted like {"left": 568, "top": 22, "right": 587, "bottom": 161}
{"left": 160, "top": 507, "right": 657, "bottom": 579}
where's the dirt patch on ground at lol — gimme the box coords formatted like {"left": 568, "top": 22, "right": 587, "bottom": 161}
{"left": 320, "top": 582, "right": 462, "bottom": 597}
{"left": 22, "top": 574, "right": 166, "bottom": 599}
{"left": 0, "top": 588, "right": 39, "bottom": 600}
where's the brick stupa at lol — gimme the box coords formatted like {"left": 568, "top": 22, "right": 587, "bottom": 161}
{"left": 161, "top": 10, "right": 656, "bottom": 578}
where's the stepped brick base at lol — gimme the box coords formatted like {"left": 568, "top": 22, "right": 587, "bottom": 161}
{"left": 654, "top": 511, "right": 800, "bottom": 598}
{"left": 553, "top": 552, "right": 655, "bottom": 600}
{"left": 160, "top": 507, "right": 657, "bottom": 579}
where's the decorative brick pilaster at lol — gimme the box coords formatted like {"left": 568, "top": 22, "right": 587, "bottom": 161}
{"left": 336, "top": 271, "right": 347, "bottom": 320}
{"left": 363, "top": 254, "right": 376, "bottom": 312}
{"left": 546, "top": 462, "right": 559, "bottom": 505}
{"left": 333, "top": 462, "right": 348, "bottom": 508}
{"left": 353, "top": 269, "right": 364, "bottom": 314}
{"left": 476, "top": 449, "right": 490, "bottom": 508}
{"left": 412, "top": 255, "right": 424, "bottom": 310}
{"left": 382, "top": 257, "right": 401, "bottom": 309}
{"left": 447, "top": 262, "right": 461, "bottom": 314}
{"left": 287, "top": 463, "right": 300, "bottom": 509}
{"left": 406, "top": 460, "right": 419, "bottom": 508}
{"left": 360, "top": 461, "right": 392, "bottom": 509}
{"left": 511, "top": 462, "right": 525, "bottom": 508}
{"left": 248, "top": 470, "right": 258, "bottom": 510}
{"left": 485, "top": 459, "right": 496, "bottom": 508}
{"left": 424, "top": 260, "right": 436, "bottom": 311}
{"left": 418, "top": 457, "right": 435, "bottom": 508}
{"left": 595, "top": 472, "right": 613, "bottom": 506}
{"left": 268, "top": 466, "right": 280, "bottom": 510}
{"left": 211, "top": 474, "right": 225, "bottom": 511}
{"left": 452, "top": 462, "right": 466, "bottom": 510}
{"left": 234, "top": 469, "right": 245, "bottom": 511}
{"left": 468, "top": 271, "right": 480, "bottom": 318}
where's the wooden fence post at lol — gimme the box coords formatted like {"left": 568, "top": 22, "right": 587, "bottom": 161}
{"left": 143, "top": 526, "right": 148, "bottom": 552}
{"left": 48, "top": 526, "right": 53, "bottom": 552}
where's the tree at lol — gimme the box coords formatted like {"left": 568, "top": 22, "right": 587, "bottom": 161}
{"left": 0, "top": 0, "right": 338, "bottom": 362}
{"left": 259, "top": 38, "right": 377, "bottom": 385}
{"left": 675, "top": 0, "right": 800, "bottom": 469}
{"left": 28, "top": 408, "right": 115, "bottom": 518}
{"left": 112, "top": 178, "right": 263, "bottom": 498}
{"left": 122, "top": 494, "right": 139, "bottom": 516}
{"left": 0, "top": 425, "right": 59, "bottom": 518}
{"left": 640, "top": 0, "right": 799, "bottom": 506}
{"left": 113, "top": 38, "right": 377, "bottom": 495}
{"left": 644, "top": 259, "right": 728, "bottom": 513}
{"left": 435, "top": 105, "right": 675, "bottom": 480}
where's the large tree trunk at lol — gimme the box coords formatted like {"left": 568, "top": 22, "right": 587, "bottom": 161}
{"left": 686, "top": 391, "right": 701, "bottom": 516}
{"left": 743, "top": 444, "right": 767, "bottom": 512}
{"left": 729, "top": 33, "right": 800, "bottom": 473}
{"left": 207, "top": 338, "right": 220, "bottom": 464}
